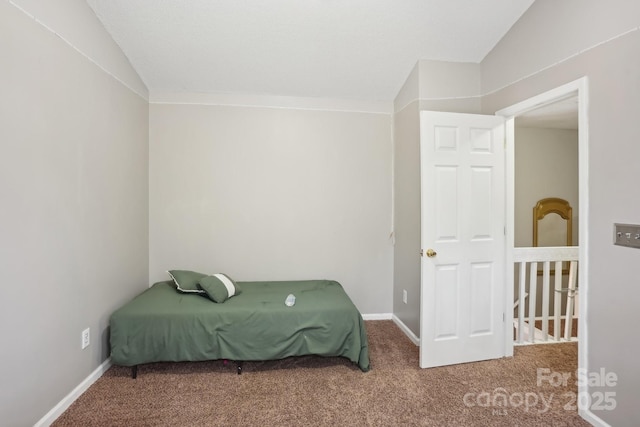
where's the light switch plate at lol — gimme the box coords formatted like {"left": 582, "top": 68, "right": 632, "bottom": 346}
{"left": 614, "top": 223, "right": 640, "bottom": 249}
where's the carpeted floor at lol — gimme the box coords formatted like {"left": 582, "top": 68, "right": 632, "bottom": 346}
{"left": 53, "top": 320, "right": 589, "bottom": 426}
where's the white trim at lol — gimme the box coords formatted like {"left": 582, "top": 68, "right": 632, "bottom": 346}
{"left": 8, "top": 1, "right": 148, "bottom": 101}
{"left": 393, "top": 98, "right": 418, "bottom": 115}
{"left": 362, "top": 313, "right": 422, "bottom": 345}
{"left": 513, "top": 316, "right": 579, "bottom": 346}
{"left": 362, "top": 313, "right": 392, "bottom": 321}
{"left": 167, "top": 271, "right": 205, "bottom": 294}
{"left": 579, "top": 408, "right": 612, "bottom": 427}
{"left": 519, "top": 314, "right": 578, "bottom": 321}
{"left": 213, "top": 273, "right": 236, "bottom": 297}
{"left": 576, "top": 78, "right": 590, "bottom": 420}
{"left": 497, "top": 76, "right": 590, "bottom": 424}
{"left": 150, "top": 91, "right": 392, "bottom": 115}
{"left": 394, "top": 94, "right": 482, "bottom": 115}
{"left": 496, "top": 79, "right": 583, "bottom": 118}
{"left": 484, "top": 26, "right": 639, "bottom": 98}
{"left": 390, "top": 112, "right": 396, "bottom": 246}
{"left": 395, "top": 27, "right": 638, "bottom": 115}
{"left": 392, "top": 314, "right": 420, "bottom": 346}
{"left": 503, "top": 116, "right": 515, "bottom": 358}
{"left": 514, "top": 338, "right": 578, "bottom": 346}
{"left": 360, "top": 314, "right": 421, "bottom": 347}
{"left": 512, "top": 246, "right": 579, "bottom": 262}
{"left": 34, "top": 358, "right": 112, "bottom": 427}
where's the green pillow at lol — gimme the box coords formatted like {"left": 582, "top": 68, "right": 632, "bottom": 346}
{"left": 168, "top": 270, "right": 207, "bottom": 293}
{"left": 198, "top": 274, "right": 241, "bottom": 303}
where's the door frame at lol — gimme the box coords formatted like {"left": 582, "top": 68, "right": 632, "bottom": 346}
{"left": 496, "top": 77, "right": 589, "bottom": 402}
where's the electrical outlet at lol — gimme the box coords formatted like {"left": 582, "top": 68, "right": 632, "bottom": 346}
{"left": 402, "top": 289, "right": 408, "bottom": 304}
{"left": 81, "top": 328, "right": 90, "bottom": 350}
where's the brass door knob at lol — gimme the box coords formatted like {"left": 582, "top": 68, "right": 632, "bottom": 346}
{"left": 425, "top": 249, "right": 437, "bottom": 258}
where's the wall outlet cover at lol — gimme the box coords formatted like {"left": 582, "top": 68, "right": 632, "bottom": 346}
{"left": 82, "top": 328, "right": 90, "bottom": 349}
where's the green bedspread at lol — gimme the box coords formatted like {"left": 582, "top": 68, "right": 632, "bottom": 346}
{"left": 110, "top": 280, "right": 370, "bottom": 372}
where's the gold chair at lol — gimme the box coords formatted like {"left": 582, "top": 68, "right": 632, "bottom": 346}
{"left": 532, "top": 197, "right": 578, "bottom": 340}
{"left": 532, "top": 197, "right": 572, "bottom": 247}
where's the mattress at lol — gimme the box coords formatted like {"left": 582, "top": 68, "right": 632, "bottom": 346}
{"left": 110, "top": 279, "right": 370, "bottom": 372}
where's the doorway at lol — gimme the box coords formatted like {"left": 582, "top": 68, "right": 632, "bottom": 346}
{"left": 497, "top": 77, "right": 589, "bottom": 406}
{"left": 418, "top": 78, "right": 588, "bottom": 375}
{"left": 514, "top": 95, "right": 579, "bottom": 342}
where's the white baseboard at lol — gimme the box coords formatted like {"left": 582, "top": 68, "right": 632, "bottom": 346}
{"left": 392, "top": 314, "right": 420, "bottom": 346}
{"left": 34, "top": 313, "right": 399, "bottom": 427}
{"left": 31, "top": 318, "right": 602, "bottom": 427}
{"left": 579, "top": 408, "right": 612, "bottom": 427}
{"left": 362, "top": 312, "right": 393, "bottom": 321}
{"left": 362, "top": 312, "right": 420, "bottom": 346}
{"left": 34, "top": 358, "right": 112, "bottom": 427}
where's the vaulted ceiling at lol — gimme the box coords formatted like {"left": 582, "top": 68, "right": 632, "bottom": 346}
{"left": 86, "top": 0, "right": 535, "bottom": 101}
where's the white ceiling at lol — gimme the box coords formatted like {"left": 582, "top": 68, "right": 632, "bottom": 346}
{"left": 86, "top": 0, "right": 535, "bottom": 102}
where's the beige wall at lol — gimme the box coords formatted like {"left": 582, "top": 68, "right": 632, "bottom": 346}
{"left": 10, "top": 0, "right": 148, "bottom": 98}
{"left": 0, "top": 2, "right": 149, "bottom": 426}
{"left": 514, "top": 127, "right": 579, "bottom": 317}
{"left": 7, "top": 0, "right": 640, "bottom": 425}
{"left": 149, "top": 102, "right": 393, "bottom": 314}
{"left": 393, "top": 63, "right": 420, "bottom": 113}
{"left": 418, "top": 60, "right": 481, "bottom": 102}
{"left": 515, "top": 127, "right": 579, "bottom": 247}
{"left": 392, "top": 60, "right": 482, "bottom": 336}
{"left": 392, "top": 99, "right": 421, "bottom": 333}
{"left": 482, "top": 1, "right": 640, "bottom": 425}
{"left": 482, "top": 0, "right": 640, "bottom": 96}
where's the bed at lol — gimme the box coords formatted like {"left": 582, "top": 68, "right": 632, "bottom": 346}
{"left": 109, "top": 278, "right": 370, "bottom": 377}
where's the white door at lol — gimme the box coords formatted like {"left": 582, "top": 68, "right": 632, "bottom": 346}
{"left": 419, "top": 111, "right": 506, "bottom": 368}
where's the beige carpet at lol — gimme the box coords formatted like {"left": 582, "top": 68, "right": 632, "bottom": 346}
{"left": 53, "top": 320, "right": 589, "bottom": 426}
